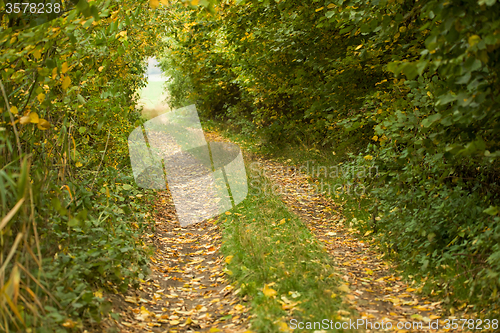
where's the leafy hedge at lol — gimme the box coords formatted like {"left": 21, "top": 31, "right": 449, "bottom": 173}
{"left": 0, "top": 0, "right": 166, "bottom": 331}
{"left": 161, "top": 0, "right": 500, "bottom": 313}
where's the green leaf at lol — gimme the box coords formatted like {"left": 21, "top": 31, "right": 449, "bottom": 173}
{"left": 421, "top": 113, "right": 441, "bottom": 127}
{"left": 483, "top": 206, "right": 499, "bottom": 216}
{"left": 401, "top": 63, "right": 418, "bottom": 80}
{"left": 339, "top": 26, "right": 353, "bottom": 34}
{"left": 478, "top": 0, "right": 496, "bottom": 6}
{"left": 77, "top": 94, "right": 86, "bottom": 104}
{"left": 68, "top": 218, "right": 80, "bottom": 227}
{"left": 91, "top": 5, "right": 100, "bottom": 21}
{"left": 77, "top": 0, "right": 89, "bottom": 12}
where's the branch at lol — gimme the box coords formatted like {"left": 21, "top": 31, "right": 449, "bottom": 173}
{"left": 0, "top": 79, "right": 23, "bottom": 157}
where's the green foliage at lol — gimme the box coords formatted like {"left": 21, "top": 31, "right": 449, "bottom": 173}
{"left": 0, "top": 0, "right": 163, "bottom": 330}
{"left": 163, "top": 0, "right": 500, "bottom": 314}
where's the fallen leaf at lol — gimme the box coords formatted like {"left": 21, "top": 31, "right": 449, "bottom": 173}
{"left": 263, "top": 284, "right": 277, "bottom": 298}
{"left": 338, "top": 284, "right": 350, "bottom": 293}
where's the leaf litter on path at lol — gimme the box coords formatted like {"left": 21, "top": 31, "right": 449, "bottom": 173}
{"left": 252, "top": 157, "right": 475, "bottom": 332}
{"left": 105, "top": 190, "right": 252, "bottom": 333}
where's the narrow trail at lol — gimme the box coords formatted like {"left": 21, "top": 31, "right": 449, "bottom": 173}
{"left": 107, "top": 189, "right": 251, "bottom": 333}
{"left": 105, "top": 128, "right": 470, "bottom": 332}
{"left": 254, "top": 156, "right": 468, "bottom": 332}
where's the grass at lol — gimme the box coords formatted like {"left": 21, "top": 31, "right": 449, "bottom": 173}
{"left": 219, "top": 153, "right": 352, "bottom": 332}
{"left": 206, "top": 119, "right": 500, "bottom": 323}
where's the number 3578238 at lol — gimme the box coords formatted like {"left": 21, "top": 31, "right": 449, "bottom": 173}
{"left": 5, "top": 2, "right": 61, "bottom": 14}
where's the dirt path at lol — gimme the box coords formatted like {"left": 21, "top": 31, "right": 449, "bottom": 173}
{"left": 254, "top": 156, "right": 470, "bottom": 332}
{"left": 106, "top": 190, "right": 251, "bottom": 333}
{"left": 104, "top": 127, "right": 472, "bottom": 332}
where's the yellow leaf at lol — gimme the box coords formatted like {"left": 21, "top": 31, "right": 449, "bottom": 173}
{"left": 338, "top": 309, "right": 350, "bottom": 316}
{"left": 278, "top": 218, "right": 286, "bottom": 225}
{"left": 37, "top": 119, "right": 51, "bottom": 130}
{"left": 76, "top": 162, "right": 83, "bottom": 167}
{"left": 365, "top": 269, "right": 374, "bottom": 275}
{"left": 61, "top": 62, "right": 68, "bottom": 74}
{"left": 277, "top": 321, "right": 289, "bottom": 331}
{"left": 364, "top": 230, "right": 373, "bottom": 236}
{"left": 372, "top": 135, "right": 378, "bottom": 141}
{"left": 52, "top": 67, "right": 58, "bottom": 79}
{"left": 20, "top": 116, "right": 31, "bottom": 125}
{"left": 406, "top": 287, "right": 416, "bottom": 292}
{"left": 468, "top": 35, "right": 481, "bottom": 48}
{"left": 191, "top": 0, "right": 199, "bottom": 5}
{"left": 98, "top": 66, "right": 104, "bottom": 72}
{"left": 234, "top": 304, "right": 245, "bottom": 311}
{"left": 160, "top": 0, "right": 169, "bottom": 4}
{"left": 225, "top": 255, "right": 234, "bottom": 264}
{"left": 355, "top": 44, "right": 363, "bottom": 50}
{"left": 93, "top": 290, "right": 103, "bottom": 298}
{"left": 62, "top": 76, "right": 71, "bottom": 90}
{"left": 37, "top": 93, "right": 45, "bottom": 104}
{"left": 225, "top": 211, "right": 231, "bottom": 215}
{"left": 29, "top": 112, "right": 39, "bottom": 124}
{"left": 119, "top": 30, "right": 127, "bottom": 37}
{"left": 315, "top": 7, "right": 324, "bottom": 11}
{"left": 338, "top": 284, "right": 350, "bottom": 293}
{"left": 209, "top": 328, "right": 221, "bottom": 332}
{"left": 10, "top": 106, "right": 18, "bottom": 114}
{"left": 62, "top": 319, "right": 76, "bottom": 328}
{"left": 33, "top": 49, "right": 41, "bottom": 60}
{"left": 413, "top": 305, "right": 430, "bottom": 311}
{"left": 263, "top": 284, "right": 277, "bottom": 298}
{"left": 149, "top": 0, "right": 159, "bottom": 8}
{"left": 363, "top": 155, "right": 373, "bottom": 160}
{"left": 327, "top": 3, "right": 336, "bottom": 8}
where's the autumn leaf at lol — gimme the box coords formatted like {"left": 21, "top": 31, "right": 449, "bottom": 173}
{"left": 33, "top": 49, "right": 41, "bottom": 60}
{"left": 149, "top": 0, "right": 159, "bottom": 8}
{"left": 338, "top": 284, "right": 350, "bottom": 293}
{"left": 263, "top": 284, "right": 277, "bottom": 297}
{"left": 277, "top": 321, "right": 289, "bottom": 331}
{"left": 37, "top": 93, "right": 45, "bottom": 104}
{"left": 10, "top": 106, "right": 18, "bottom": 114}
{"left": 62, "top": 318, "right": 76, "bottom": 328}
{"left": 20, "top": 116, "right": 31, "bottom": 125}
{"left": 38, "top": 119, "right": 51, "bottom": 130}
{"left": 62, "top": 76, "right": 71, "bottom": 90}
{"left": 29, "top": 112, "right": 39, "bottom": 124}
{"left": 225, "top": 255, "right": 234, "bottom": 264}
{"left": 468, "top": 35, "right": 481, "bottom": 48}
{"left": 61, "top": 62, "right": 68, "bottom": 74}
